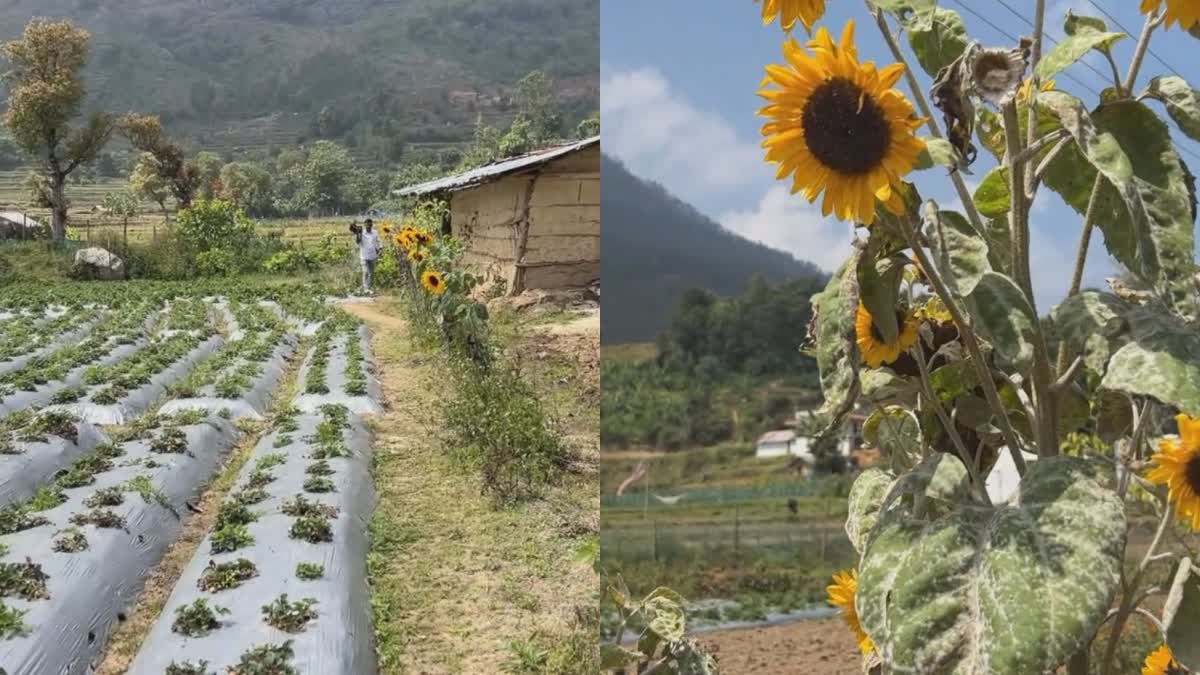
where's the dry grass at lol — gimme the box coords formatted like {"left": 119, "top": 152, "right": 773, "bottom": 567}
{"left": 91, "top": 339, "right": 308, "bottom": 674}
{"left": 344, "top": 298, "right": 598, "bottom": 674}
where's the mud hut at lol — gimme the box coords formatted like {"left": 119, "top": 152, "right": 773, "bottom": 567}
{"left": 396, "top": 136, "right": 600, "bottom": 295}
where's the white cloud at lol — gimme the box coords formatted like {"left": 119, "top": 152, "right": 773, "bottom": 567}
{"left": 600, "top": 67, "right": 765, "bottom": 200}
{"left": 718, "top": 185, "right": 857, "bottom": 272}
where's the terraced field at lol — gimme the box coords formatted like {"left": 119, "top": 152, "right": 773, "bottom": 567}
{"left": 0, "top": 282, "right": 384, "bottom": 675}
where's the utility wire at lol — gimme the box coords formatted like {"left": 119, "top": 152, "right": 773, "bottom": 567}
{"left": 1083, "top": 0, "right": 1184, "bottom": 79}
{"left": 945, "top": 0, "right": 1200, "bottom": 167}
{"left": 993, "top": 0, "right": 1114, "bottom": 85}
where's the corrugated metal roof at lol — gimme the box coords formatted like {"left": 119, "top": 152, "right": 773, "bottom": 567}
{"left": 0, "top": 211, "right": 43, "bottom": 228}
{"left": 756, "top": 430, "right": 797, "bottom": 445}
{"left": 394, "top": 135, "right": 599, "bottom": 197}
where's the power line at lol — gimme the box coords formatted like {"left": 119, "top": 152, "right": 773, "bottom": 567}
{"left": 944, "top": 0, "right": 1200, "bottom": 167}
{"left": 1083, "top": 0, "right": 1183, "bottom": 79}
{"left": 947, "top": 0, "right": 1104, "bottom": 97}
{"left": 993, "top": 0, "right": 1115, "bottom": 86}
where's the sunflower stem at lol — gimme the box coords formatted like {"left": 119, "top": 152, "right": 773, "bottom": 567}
{"left": 1024, "top": 0, "right": 1047, "bottom": 208}
{"left": 867, "top": 4, "right": 990, "bottom": 240}
{"left": 911, "top": 331, "right": 990, "bottom": 505}
{"left": 1122, "top": 8, "right": 1164, "bottom": 96}
{"left": 901, "top": 220, "right": 1028, "bottom": 476}
{"left": 1099, "top": 501, "right": 1173, "bottom": 675}
{"left": 1003, "top": 101, "right": 1059, "bottom": 458}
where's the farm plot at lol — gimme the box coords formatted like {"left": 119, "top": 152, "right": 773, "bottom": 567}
{"left": 0, "top": 409, "right": 110, "bottom": 508}
{"left": 160, "top": 302, "right": 297, "bottom": 421}
{"left": 0, "top": 301, "right": 162, "bottom": 417}
{"left": 0, "top": 307, "right": 102, "bottom": 378}
{"left": 49, "top": 299, "right": 225, "bottom": 425}
{"left": 127, "top": 404, "right": 376, "bottom": 675}
{"left": 0, "top": 412, "right": 242, "bottom": 675}
{"left": 293, "top": 317, "right": 382, "bottom": 416}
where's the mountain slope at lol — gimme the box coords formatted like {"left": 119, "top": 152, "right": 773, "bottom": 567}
{"left": 601, "top": 153, "right": 824, "bottom": 344}
{"left": 0, "top": 0, "right": 599, "bottom": 147}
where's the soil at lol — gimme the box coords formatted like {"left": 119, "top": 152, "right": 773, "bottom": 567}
{"left": 695, "top": 618, "right": 861, "bottom": 675}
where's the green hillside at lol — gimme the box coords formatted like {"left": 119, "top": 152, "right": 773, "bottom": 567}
{"left": 0, "top": 0, "right": 599, "bottom": 151}
{"left": 600, "top": 153, "right": 824, "bottom": 344}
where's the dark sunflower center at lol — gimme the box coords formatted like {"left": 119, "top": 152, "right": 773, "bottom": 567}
{"left": 1186, "top": 454, "right": 1200, "bottom": 494}
{"left": 868, "top": 311, "right": 906, "bottom": 345}
{"left": 430, "top": 276, "right": 440, "bottom": 287}
{"left": 802, "top": 77, "right": 891, "bottom": 175}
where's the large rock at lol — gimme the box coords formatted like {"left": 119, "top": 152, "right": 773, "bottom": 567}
{"left": 73, "top": 247, "right": 125, "bottom": 280}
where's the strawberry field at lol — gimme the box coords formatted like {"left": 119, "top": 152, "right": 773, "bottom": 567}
{"left": 0, "top": 280, "right": 384, "bottom": 675}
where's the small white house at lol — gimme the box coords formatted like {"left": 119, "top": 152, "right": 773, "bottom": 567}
{"left": 755, "top": 430, "right": 815, "bottom": 463}
{"left": 0, "top": 211, "right": 45, "bottom": 239}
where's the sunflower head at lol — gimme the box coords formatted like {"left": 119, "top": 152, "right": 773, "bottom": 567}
{"left": 421, "top": 270, "right": 446, "bottom": 295}
{"left": 408, "top": 249, "right": 426, "bottom": 264}
{"left": 1141, "top": 644, "right": 1185, "bottom": 675}
{"left": 855, "top": 303, "right": 919, "bottom": 368}
{"left": 756, "top": 0, "right": 827, "bottom": 33}
{"left": 758, "top": 21, "right": 925, "bottom": 225}
{"left": 1141, "top": 0, "right": 1200, "bottom": 30}
{"left": 381, "top": 224, "right": 392, "bottom": 235}
{"left": 827, "top": 569, "right": 873, "bottom": 656}
{"left": 965, "top": 43, "right": 1029, "bottom": 107}
{"left": 1146, "top": 414, "right": 1200, "bottom": 530}
{"left": 415, "top": 229, "right": 435, "bottom": 246}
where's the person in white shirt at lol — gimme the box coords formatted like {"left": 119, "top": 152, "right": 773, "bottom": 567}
{"left": 357, "top": 218, "right": 382, "bottom": 294}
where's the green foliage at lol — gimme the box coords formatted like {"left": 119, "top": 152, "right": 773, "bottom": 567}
{"left": 859, "top": 458, "right": 1124, "bottom": 673}
{"left": 210, "top": 524, "right": 254, "bottom": 553}
{"left": 0, "top": 600, "right": 28, "bottom": 639}
{"left": 231, "top": 640, "right": 298, "bottom": 675}
{"left": 295, "top": 562, "right": 324, "bottom": 581}
{"left": 171, "top": 598, "right": 229, "bottom": 637}
{"left": 197, "top": 558, "right": 258, "bottom": 592}
{"left": 261, "top": 594, "right": 318, "bottom": 633}
{"left": 165, "top": 661, "right": 212, "bottom": 675}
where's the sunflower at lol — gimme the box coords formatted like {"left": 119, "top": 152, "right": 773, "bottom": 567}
{"left": 827, "top": 569, "right": 872, "bottom": 656}
{"left": 1141, "top": 0, "right": 1200, "bottom": 30}
{"left": 1141, "top": 644, "right": 1185, "bottom": 675}
{"left": 756, "top": 0, "right": 827, "bottom": 33}
{"left": 758, "top": 21, "right": 926, "bottom": 225}
{"left": 408, "top": 248, "right": 426, "bottom": 264}
{"left": 414, "top": 229, "right": 435, "bottom": 246}
{"left": 381, "top": 223, "right": 393, "bottom": 236}
{"left": 420, "top": 270, "right": 446, "bottom": 295}
{"left": 855, "top": 303, "right": 919, "bottom": 368}
{"left": 392, "top": 233, "right": 405, "bottom": 248}
{"left": 1146, "top": 414, "right": 1200, "bottom": 530}
{"left": 398, "top": 231, "right": 417, "bottom": 251}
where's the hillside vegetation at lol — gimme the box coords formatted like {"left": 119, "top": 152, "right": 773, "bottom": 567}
{"left": 600, "top": 154, "right": 822, "bottom": 343}
{"left": 0, "top": 0, "right": 599, "bottom": 151}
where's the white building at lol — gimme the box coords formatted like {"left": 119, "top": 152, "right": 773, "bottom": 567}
{"left": 754, "top": 430, "right": 815, "bottom": 462}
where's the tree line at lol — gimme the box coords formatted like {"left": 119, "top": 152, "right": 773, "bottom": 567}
{"left": 601, "top": 276, "right": 825, "bottom": 450}
{"left": 1, "top": 18, "right": 599, "bottom": 240}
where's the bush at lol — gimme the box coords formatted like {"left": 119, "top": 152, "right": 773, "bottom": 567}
{"left": 442, "top": 357, "right": 565, "bottom": 503}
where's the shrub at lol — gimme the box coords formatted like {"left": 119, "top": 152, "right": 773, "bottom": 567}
{"left": 443, "top": 358, "right": 566, "bottom": 504}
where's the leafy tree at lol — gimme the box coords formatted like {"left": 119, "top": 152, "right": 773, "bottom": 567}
{"left": 1, "top": 19, "right": 115, "bottom": 241}
{"left": 102, "top": 189, "right": 140, "bottom": 254}
{"left": 120, "top": 114, "right": 200, "bottom": 209}
{"left": 576, "top": 112, "right": 600, "bottom": 139}
{"left": 457, "top": 115, "right": 503, "bottom": 170}
{"left": 514, "top": 69, "right": 562, "bottom": 141}
{"left": 192, "top": 151, "right": 224, "bottom": 201}
{"left": 218, "top": 161, "right": 273, "bottom": 216}
{"left": 129, "top": 152, "right": 171, "bottom": 222}
{"left": 283, "top": 141, "right": 356, "bottom": 215}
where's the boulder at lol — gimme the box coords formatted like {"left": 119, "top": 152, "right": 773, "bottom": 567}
{"left": 73, "top": 247, "right": 125, "bottom": 280}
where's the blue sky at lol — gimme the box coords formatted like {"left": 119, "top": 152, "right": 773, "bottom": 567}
{"left": 601, "top": 0, "right": 1200, "bottom": 309}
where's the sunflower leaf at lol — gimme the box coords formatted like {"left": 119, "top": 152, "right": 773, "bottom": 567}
{"left": 915, "top": 137, "right": 961, "bottom": 171}
{"left": 1063, "top": 11, "right": 1107, "bottom": 35}
{"left": 863, "top": 406, "right": 922, "bottom": 473}
{"left": 857, "top": 249, "right": 904, "bottom": 344}
{"left": 972, "top": 166, "right": 1010, "bottom": 218}
{"left": 1035, "top": 16, "right": 1125, "bottom": 80}
{"left": 1100, "top": 307, "right": 1200, "bottom": 416}
{"left": 858, "top": 456, "right": 1125, "bottom": 674}
{"left": 907, "top": 7, "right": 968, "bottom": 78}
{"left": 1163, "top": 557, "right": 1200, "bottom": 671}
{"left": 600, "top": 645, "right": 645, "bottom": 670}
{"left": 1146, "top": 76, "right": 1200, "bottom": 142}
{"left": 1037, "top": 93, "right": 1169, "bottom": 289}
{"left": 812, "top": 255, "right": 862, "bottom": 434}
{"left": 870, "top": 0, "right": 936, "bottom": 31}
{"left": 969, "top": 272, "right": 1036, "bottom": 372}
{"left": 845, "top": 466, "right": 896, "bottom": 554}
{"left": 1047, "top": 291, "right": 1133, "bottom": 376}
{"left": 927, "top": 207, "right": 990, "bottom": 297}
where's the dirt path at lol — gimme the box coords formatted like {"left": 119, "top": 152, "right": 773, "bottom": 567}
{"left": 346, "top": 297, "right": 597, "bottom": 674}
{"left": 695, "top": 618, "right": 860, "bottom": 674}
